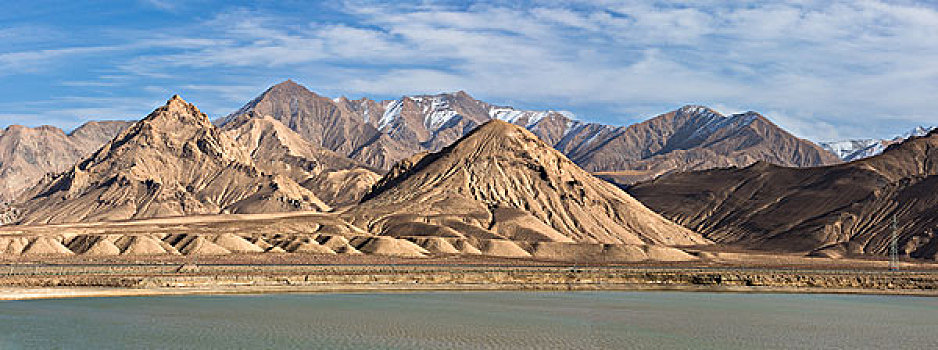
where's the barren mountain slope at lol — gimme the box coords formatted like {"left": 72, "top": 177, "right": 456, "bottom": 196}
{"left": 13, "top": 96, "right": 329, "bottom": 224}
{"left": 347, "top": 120, "right": 709, "bottom": 246}
{"left": 0, "top": 121, "right": 130, "bottom": 203}
{"left": 68, "top": 121, "right": 135, "bottom": 151}
{"left": 629, "top": 129, "right": 938, "bottom": 259}
{"left": 222, "top": 114, "right": 381, "bottom": 206}
{"left": 552, "top": 106, "right": 841, "bottom": 185}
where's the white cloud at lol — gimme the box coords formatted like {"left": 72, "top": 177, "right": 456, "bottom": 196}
{"left": 8, "top": 1, "right": 938, "bottom": 141}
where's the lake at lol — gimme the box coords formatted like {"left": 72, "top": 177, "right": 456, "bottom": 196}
{"left": 2, "top": 291, "right": 937, "bottom": 349}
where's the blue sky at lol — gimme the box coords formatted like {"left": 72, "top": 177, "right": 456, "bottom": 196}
{"left": 1, "top": 0, "right": 937, "bottom": 141}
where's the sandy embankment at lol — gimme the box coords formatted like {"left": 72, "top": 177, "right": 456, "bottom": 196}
{"left": 3, "top": 264, "right": 938, "bottom": 300}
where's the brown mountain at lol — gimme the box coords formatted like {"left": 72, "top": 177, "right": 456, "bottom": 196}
{"left": 346, "top": 120, "right": 709, "bottom": 246}
{"left": 0, "top": 121, "right": 131, "bottom": 204}
{"left": 225, "top": 81, "right": 837, "bottom": 188}
{"left": 222, "top": 80, "right": 416, "bottom": 170}
{"left": 628, "top": 128, "right": 938, "bottom": 259}
{"left": 547, "top": 106, "right": 841, "bottom": 185}
{"left": 340, "top": 90, "right": 492, "bottom": 151}
{"left": 13, "top": 96, "right": 329, "bottom": 224}
{"left": 221, "top": 113, "right": 381, "bottom": 207}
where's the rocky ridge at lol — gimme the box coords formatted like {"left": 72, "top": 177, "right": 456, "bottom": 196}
{"left": 224, "top": 81, "right": 839, "bottom": 187}
{"left": 12, "top": 96, "right": 330, "bottom": 224}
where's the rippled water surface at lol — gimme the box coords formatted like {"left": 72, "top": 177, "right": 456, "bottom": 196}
{"left": 2, "top": 291, "right": 937, "bottom": 349}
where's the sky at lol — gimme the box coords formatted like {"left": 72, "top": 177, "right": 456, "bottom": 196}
{"left": 1, "top": 0, "right": 937, "bottom": 141}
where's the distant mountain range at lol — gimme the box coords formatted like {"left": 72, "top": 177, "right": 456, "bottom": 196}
{"left": 0, "top": 80, "right": 844, "bottom": 212}
{"left": 221, "top": 81, "right": 839, "bottom": 186}
{"left": 819, "top": 126, "right": 935, "bottom": 162}
{"left": 550, "top": 106, "right": 840, "bottom": 186}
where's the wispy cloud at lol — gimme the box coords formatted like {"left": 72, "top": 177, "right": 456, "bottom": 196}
{"left": 0, "top": 46, "right": 120, "bottom": 74}
{"left": 140, "top": 0, "right": 177, "bottom": 11}
{"left": 4, "top": 1, "right": 938, "bottom": 141}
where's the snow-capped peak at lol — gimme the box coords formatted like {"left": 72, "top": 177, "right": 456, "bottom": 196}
{"left": 819, "top": 125, "right": 936, "bottom": 161}
{"left": 488, "top": 106, "right": 575, "bottom": 128}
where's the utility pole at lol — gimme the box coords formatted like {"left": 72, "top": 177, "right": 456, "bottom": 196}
{"left": 889, "top": 215, "right": 899, "bottom": 271}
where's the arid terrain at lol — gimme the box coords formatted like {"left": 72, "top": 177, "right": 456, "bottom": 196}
{"left": 0, "top": 86, "right": 934, "bottom": 299}
{"left": 2, "top": 210, "right": 937, "bottom": 300}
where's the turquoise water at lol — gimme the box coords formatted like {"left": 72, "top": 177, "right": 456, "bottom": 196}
{"left": 1, "top": 291, "right": 937, "bottom": 349}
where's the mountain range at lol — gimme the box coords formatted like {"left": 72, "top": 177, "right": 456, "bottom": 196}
{"left": 4, "top": 79, "right": 933, "bottom": 261}
{"left": 0, "top": 80, "right": 841, "bottom": 207}
{"left": 552, "top": 106, "right": 841, "bottom": 185}
{"left": 819, "top": 126, "right": 935, "bottom": 162}
{"left": 220, "top": 81, "right": 839, "bottom": 186}
{"left": 5, "top": 95, "right": 711, "bottom": 262}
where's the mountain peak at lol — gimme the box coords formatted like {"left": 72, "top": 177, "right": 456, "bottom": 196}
{"left": 268, "top": 79, "right": 306, "bottom": 93}
{"left": 363, "top": 119, "right": 556, "bottom": 200}
{"left": 246, "top": 79, "right": 319, "bottom": 104}
{"left": 473, "top": 118, "right": 519, "bottom": 133}
{"left": 448, "top": 119, "right": 549, "bottom": 155}
{"left": 452, "top": 90, "right": 473, "bottom": 99}
{"left": 351, "top": 120, "right": 708, "bottom": 246}
{"left": 165, "top": 94, "right": 197, "bottom": 113}
{"left": 143, "top": 95, "right": 211, "bottom": 128}
{"left": 676, "top": 105, "right": 721, "bottom": 116}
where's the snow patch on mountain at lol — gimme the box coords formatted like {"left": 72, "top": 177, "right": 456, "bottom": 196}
{"left": 489, "top": 107, "right": 575, "bottom": 128}
{"left": 686, "top": 109, "right": 762, "bottom": 140}
{"left": 819, "top": 139, "right": 880, "bottom": 160}
{"left": 414, "top": 95, "right": 460, "bottom": 129}
{"left": 379, "top": 99, "right": 403, "bottom": 130}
